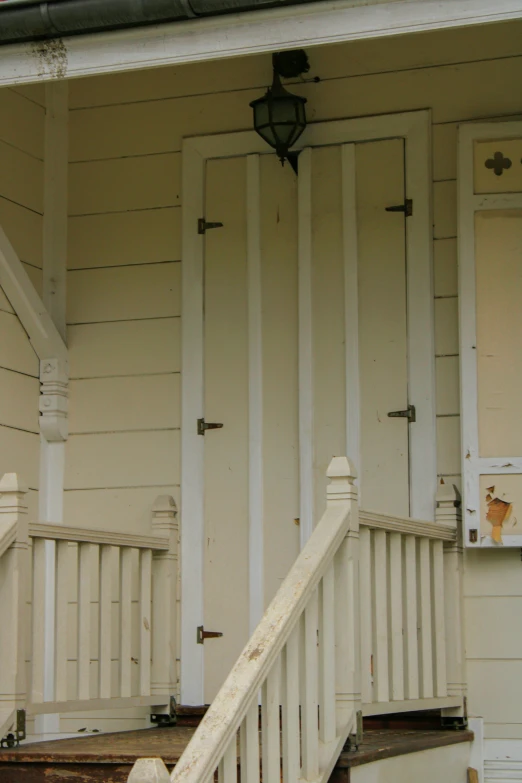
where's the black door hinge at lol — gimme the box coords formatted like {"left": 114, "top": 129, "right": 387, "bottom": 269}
{"left": 385, "top": 198, "right": 413, "bottom": 217}
{"left": 198, "top": 218, "right": 224, "bottom": 235}
{"left": 387, "top": 404, "right": 416, "bottom": 423}
{"left": 197, "top": 418, "right": 223, "bottom": 436}
{"left": 197, "top": 625, "right": 224, "bottom": 644}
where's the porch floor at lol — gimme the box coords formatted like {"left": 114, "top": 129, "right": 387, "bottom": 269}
{"left": 0, "top": 723, "right": 473, "bottom": 782}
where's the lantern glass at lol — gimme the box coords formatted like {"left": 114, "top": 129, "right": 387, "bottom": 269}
{"left": 250, "top": 71, "right": 307, "bottom": 163}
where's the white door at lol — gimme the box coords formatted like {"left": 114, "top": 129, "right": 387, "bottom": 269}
{"left": 199, "top": 138, "right": 413, "bottom": 702}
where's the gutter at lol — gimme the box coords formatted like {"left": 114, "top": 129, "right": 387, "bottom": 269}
{"left": 0, "top": 0, "right": 314, "bottom": 45}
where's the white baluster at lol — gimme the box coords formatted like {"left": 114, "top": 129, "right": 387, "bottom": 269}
{"left": 432, "top": 539, "right": 447, "bottom": 697}
{"left": 120, "top": 547, "right": 133, "bottom": 698}
{"left": 358, "top": 526, "right": 372, "bottom": 705}
{"left": 262, "top": 657, "right": 280, "bottom": 783}
{"left": 282, "top": 630, "right": 299, "bottom": 783}
{"left": 140, "top": 549, "right": 152, "bottom": 696}
{"left": 0, "top": 474, "right": 28, "bottom": 718}
{"left": 55, "top": 539, "right": 69, "bottom": 702}
{"left": 319, "top": 569, "right": 336, "bottom": 743}
{"left": 403, "top": 535, "right": 419, "bottom": 700}
{"left": 99, "top": 544, "right": 113, "bottom": 699}
{"left": 373, "top": 530, "right": 389, "bottom": 703}
{"left": 31, "top": 536, "right": 46, "bottom": 704}
{"left": 419, "top": 538, "right": 433, "bottom": 698}
{"left": 240, "top": 700, "right": 259, "bottom": 783}
{"left": 78, "top": 542, "right": 95, "bottom": 701}
{"left": 219, "top": 737, "right": 238, "bottom": 783}
{"left": 389, "top": 532, "right": 404, "bottom": 701}
{"left": 301, "top": 591, "right": 319, "bottom": 781}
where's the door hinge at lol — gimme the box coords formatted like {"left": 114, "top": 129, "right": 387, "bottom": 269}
{"left": 197, "top": 626, "right": 224, "bottom": 644}
{"left": 1, "top": 709, "right": 26, "bottom": 748}
{"left": 387, "top": 404, "right": 416, "bottom": 423}
{"left": 385, "top": 198, "right": 413, "bottom": 217}
{"left": 198, "top": 218, "right": 224, "bottom": 234}
{"left": 197, "top": 418, "right": 223, "bottom": 436}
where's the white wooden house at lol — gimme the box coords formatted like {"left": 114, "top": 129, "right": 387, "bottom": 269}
{"left": 0, "top": 1, "right": 521, "bottom": 781}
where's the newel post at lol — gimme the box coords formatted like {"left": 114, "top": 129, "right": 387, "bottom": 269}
{"left": 151, "top": 495, "right": 179, "bottom": 703}
{"left": 437, "top": 482, "right": 467, "bottom": 720}
{"left": 329, "top": 457, "right": 362, "bottom": 736}
{"left": 0, "top": 474, "right": 29, "bottom": 722}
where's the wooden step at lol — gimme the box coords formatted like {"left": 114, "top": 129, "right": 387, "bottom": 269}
{"left": 0, "top": 725, "right": 473, "bottom": 783}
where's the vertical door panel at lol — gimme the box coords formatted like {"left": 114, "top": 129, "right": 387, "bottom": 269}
{"left": 260, "top": 154, "right": 300, "bottom": 608}
{"left": 311, "top": 146, "right": 347, "bottom": 523}
{"left": 356, "top": 139, "right": 409, "bottom": 516}
{"left": 204, "top": 157, "right": 249, "bottom": 701}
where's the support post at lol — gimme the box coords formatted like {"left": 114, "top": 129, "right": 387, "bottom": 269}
{"left": 330, "top": 457, "right": 361, "bottom": 743}
{"left": 151, "top": 495, "right": 179, "bottom": 712}
{"left": 0, "top": 475, "right": 29, "bottom": 736}
{"left": 438, "top": 482, "right": 467, "bottom": 725}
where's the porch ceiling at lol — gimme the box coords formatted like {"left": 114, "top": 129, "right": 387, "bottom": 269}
{"left": 0, "top": 0, "right": 521, "bottom": 86}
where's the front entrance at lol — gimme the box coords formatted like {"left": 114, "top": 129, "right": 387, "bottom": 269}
{"left": 180, "top": 112, "right": 436, "bottom": 705}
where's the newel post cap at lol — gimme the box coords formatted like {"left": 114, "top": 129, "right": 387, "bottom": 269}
{"left": 326, "top": 456, "right": 358, "bottom": 504}
{"left": 127, "top": 757, "right": 170, "bottom": 783}
{"left": 152, "top": 495, "right": 177, "bottom": 516}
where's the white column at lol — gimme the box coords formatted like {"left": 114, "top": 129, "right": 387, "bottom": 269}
{"left": 36, "top": 80, "right": 69, "bottom": 737}
{"left": 151, "top": 495, "right": 179, "bottom": 703}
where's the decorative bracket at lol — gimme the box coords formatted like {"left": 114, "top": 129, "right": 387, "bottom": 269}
{"left": 39, "top": 358, "right": 69, "bottom": 442}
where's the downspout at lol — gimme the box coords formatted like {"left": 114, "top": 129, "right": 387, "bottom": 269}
{"left": 0, "top": 0, "right": 314, "bottom": 45}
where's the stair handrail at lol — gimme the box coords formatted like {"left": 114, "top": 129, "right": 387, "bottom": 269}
{"left": 159, "top": 457, "right": 359, "bottom": 783}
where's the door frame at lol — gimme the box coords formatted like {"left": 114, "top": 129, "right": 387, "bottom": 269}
{"left": 180, "top": 109, "right": 435, "bottom": 704}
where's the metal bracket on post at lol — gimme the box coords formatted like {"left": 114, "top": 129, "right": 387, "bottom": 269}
{"left": 1, "top": 709, "right": 26, "bottom": 748}
{"left": 344, "top": 710, "right": 363, "bottom": 752}
{"left": 151, "top": 696, "right": 177, "bottom": 727}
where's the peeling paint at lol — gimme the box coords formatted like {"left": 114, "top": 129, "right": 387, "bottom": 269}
{"left": 31, "top": 38, "right": 68, "bottom": 80}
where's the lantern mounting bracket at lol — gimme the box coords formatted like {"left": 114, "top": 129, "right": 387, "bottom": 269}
{"left": 272, "top": 49, "right": 310, "bottom": 79}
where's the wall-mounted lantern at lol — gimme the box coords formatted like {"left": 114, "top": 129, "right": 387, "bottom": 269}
{"left": 250, "top": 50, "right": 309, "bottom": 169}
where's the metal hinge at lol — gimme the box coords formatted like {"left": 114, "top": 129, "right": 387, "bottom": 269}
{"left": 198, "top": 218, "right": 224, "bottom": 235}
{"left": 1, "top": 709, "right": 26, "bottom": 748}
{"left": 385, "top": 198, "right": 413, "bottom": 217}
{"left": 197, "top": 626, "right": 223, "bottom": 644}
{"left": 197, "top": 418, "right": 223, "bottom": 436}
{"left": 387, "top": 404, "right": 416, "bottom": 423}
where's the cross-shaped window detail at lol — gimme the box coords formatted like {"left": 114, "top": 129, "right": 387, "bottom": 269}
{"left": 485, "top": 151, "right": 512, "bottom": 176}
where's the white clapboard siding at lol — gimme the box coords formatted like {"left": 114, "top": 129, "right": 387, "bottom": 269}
{"left": 63, "top": 486, "right": 179, "bottom": 534}
{"left": 69, "top": 375, "right": 180, "bottom": 433}
{"left": 68, "top": 20, "right": 522, "bottom": 109}
{"left": 0, "top": 141, "right": 43, "bottom": 214}
{"left": 0, "top": 87, "right": 45, "bottom": 158}
{"left": 67, "top": 263, "right": 181, "bottom": 324}
{"left": 22, "top": 262, "right": 43, "bottom": 297}
{"left": 0, "top": 285, "right": 13, "bottom": 314}
{"left": 0, "top": 427, "right": 39, "bottom": 488}
{"left": 68, "top": 208, "right": 181, "bottom": 269}
{"left": 68, "top": 318, "right": 180, "bottom": 378}
{"left": 0, "top": 197, "right": 43, "bottom": 267}
{"left": 0, "top": 310, "right": 39, "bottom": 376}
{"left": 433, "top": 181, "right": 457, "bottom": 240}
{"left": 68, "top": 154, "right": 180, "bottom": 215}
{"left": 65, "top": 431, "right": 180, "bottom": 490}
{"left": 435, "top": 298, "right": 459, "bottom": 356}
{"left": 436, "top": 418, "right": 461, "bottom": 477}
{"left": 0, "top": 367, "right": 39, "bottom": 432}
{"left": 435, "top": 357, "right": 460, "bottom": 416}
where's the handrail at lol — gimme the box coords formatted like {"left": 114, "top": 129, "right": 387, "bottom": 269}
{"left": 169, "top": 457, "right": 358, "bottom": 783}
{"left": 360, "top": 510, "right": 457, "bottom": 540}
{"left": 0, "top": 519, "right": 17, "bottom": 559}
{"left": 29, "top": 522, "right": 170, "bottom": 550}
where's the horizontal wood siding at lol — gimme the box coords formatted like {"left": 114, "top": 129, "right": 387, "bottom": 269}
{"left": 0, "top": 86, "right": 43, "bottom": 524}
{"left": 62, "top": 19, "right": 522, "bottom": 736}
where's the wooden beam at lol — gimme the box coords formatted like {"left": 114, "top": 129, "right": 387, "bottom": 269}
{"left": 0, "top": 227, "right": 67, "bottom": 364}
{"left": 0, "top": 0, "right": 521, "bottom": 86}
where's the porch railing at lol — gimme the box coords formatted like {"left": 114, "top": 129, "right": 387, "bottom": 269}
{"left": 128, "top": 458, "right": 464, "bottom": 783}
{"left": 0, "top": 477, "right": 179, "bottom": 742}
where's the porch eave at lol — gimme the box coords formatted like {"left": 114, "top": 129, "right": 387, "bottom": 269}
{"left": 1, "top": 0, "right": 522, "bottom": 87}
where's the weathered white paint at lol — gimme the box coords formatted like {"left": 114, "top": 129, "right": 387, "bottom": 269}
{"left": 458, "top": 120, "right": 522, "bottom": 547}
{"left": 1, "top": 0, "right": 522, "bottom": 87}
{"left": 181, "top": 110, "right": 435, "bottom": 703}
{"left": 246, "top": 154, "right": 264, "bottom": 634}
